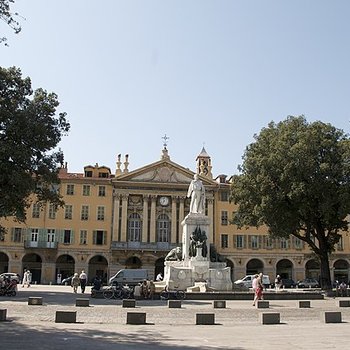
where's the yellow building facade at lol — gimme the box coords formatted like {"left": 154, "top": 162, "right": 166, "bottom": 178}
{"left": 0, "top": 146, "right": 349, "bottom": 285}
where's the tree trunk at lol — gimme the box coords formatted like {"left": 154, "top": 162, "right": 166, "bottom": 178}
{"left": 319, "top": 252, "right": 332, "bottom": 290}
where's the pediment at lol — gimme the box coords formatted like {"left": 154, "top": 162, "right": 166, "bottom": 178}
{"left": 114, "top": 159, "right": 216, "bottom": 186}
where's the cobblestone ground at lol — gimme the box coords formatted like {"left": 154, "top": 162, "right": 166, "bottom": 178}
{"left": 1, "top": 285, "right": 350, "bottom": 349}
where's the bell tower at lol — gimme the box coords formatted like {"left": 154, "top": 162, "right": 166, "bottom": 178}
{"left": 196, "top": 147, "right": 213, "bottom": 179}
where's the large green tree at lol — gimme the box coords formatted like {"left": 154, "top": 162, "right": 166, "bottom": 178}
{"left": 0, "top": 66, "right": 70, "bottom": 237}
{"left": 230, "top": 116, "right": 350, "bottom": 290}
{"left": 0, "top": 0, "right": 21, "bottom": 46}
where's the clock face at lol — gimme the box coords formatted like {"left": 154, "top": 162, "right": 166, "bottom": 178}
{"left": 160, "top": 196, "right": 169, "bottom": 206}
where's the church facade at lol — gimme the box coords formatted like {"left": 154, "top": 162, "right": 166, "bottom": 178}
{"left": 0, "top": 146, "right": 349, "bottom": 285}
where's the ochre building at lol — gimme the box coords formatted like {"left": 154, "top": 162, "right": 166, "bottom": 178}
{"left": 0, "top": 146, "right": 349, "bottom": 285}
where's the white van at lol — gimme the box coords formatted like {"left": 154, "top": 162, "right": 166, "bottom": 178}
{"left": 109, "top": 269, "right": 149, "bottom": 286}
{"left": 234, "top": 274, "right": 271, "bottom": 288}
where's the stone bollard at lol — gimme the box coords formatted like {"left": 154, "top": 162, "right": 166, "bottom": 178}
{"left": 196, "top": 313, "right": 215, "bottom": 325}
{"left": 28, "top": 297, "right": 43, "bottom": 305}
{"left": 0, "top": 309, "right": 7, "bottom": 321}
{"left": 337, "top": 300, "right": 350, "bottom": 307}
{"left": 256, "top": 300, "right": 269, "bottom": 309}
{"left": 298, "top": 301, "right": 311, "bottom": 308}
{"left": 126, "top": 312, "right": 146, "bottom": 324}
{"left": 55, "top": 311, "right": 77, "bottom": 323}
{"left": 213, "top": 300, "right": 226, "bottom": 309}
{"left": 122, "top": 299, "right": 136, "bottom": 308}
{"left": 76, "top": 298, "right": 89, "bottom": 307}
{"left": 168, "top": 300, "right": 182, "bottom": 308}
{"left": 260, "top": 312, "right": 280, "bottom": 325}
{"left": 322, "top": 311, "right": 342, "bottom": 323}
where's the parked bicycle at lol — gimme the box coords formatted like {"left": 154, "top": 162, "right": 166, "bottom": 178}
{"left": 103, "top": 284, "right": 134, "bottom": 299}
{"left": 160, "top": 288, "right": 186, "bottom": 300}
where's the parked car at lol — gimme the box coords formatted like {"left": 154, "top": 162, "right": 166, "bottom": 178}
{"left": 234, "top": 274, "right": 271, "bottom": 288}
{"left": 60, "top": 275, "right": 73, "bottom": 285}
{"left": 297, "top": 278, "right": 320, "bottom": 288}
{"left": 0, "top": 272, "right": 20, "bottom": 283}
{"left": 281, "top": 278, "right": 296, "bottom": 288}
{"left": 109, "top": 269, "right": 149, "bottom": 286}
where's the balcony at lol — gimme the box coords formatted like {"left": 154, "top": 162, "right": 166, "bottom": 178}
{"left": 24, "top": 240, "right": 58, "bottom": 249}
{"left": 111, "top": 241, "right": 177, "bottom": 252}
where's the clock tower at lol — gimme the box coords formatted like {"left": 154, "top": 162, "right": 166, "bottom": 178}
{"left": 196, "top": 146, "right": 213, "bottom": 179}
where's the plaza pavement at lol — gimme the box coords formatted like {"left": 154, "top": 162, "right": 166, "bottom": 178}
{"left": 0, "top": 284, "right": 350, "bottom": 350}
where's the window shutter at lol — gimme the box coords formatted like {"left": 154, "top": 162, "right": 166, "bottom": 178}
{"left": 70, "top": 230, "right": 74, "bottom": 244}
{"left": 103, "top": 231, "right": 107, "bottom": 245}
{"left": 233, "top": 235, "right": 237, "bottom": 248}
{"left": 57, "top": 229, "right": 64, "bottom": 243}
{"left": 93, "top": 230, "right": 97, "bottom": 244}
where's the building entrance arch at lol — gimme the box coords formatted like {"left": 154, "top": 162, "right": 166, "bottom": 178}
{"left": 125, "top": 256, "right": 142, "bottom": 269}
{"left": 89, "top": 255, "right": 108, "bottom": 284}
{"left": 0, "top": 252, "right": 9, "bottom": 273}
{"left": 22, "top": 253, "right": 42, "bottom": 284}
{"left": 333, "top": 259, "right": 349, "bottom": 283}
{"left": 246, "top": 259, "right": 264, "bottom": 275}
{"left": 276, "top": 259, "right": 293, "bottom": 279}
{"left": 56, "top": 254, "right": 75, "bottom": 281}
{"left": 305, "top": 259, "right": 320, "bottom": 280}
{"left": 155, "top": 257, "right": 165, "bottom": 278}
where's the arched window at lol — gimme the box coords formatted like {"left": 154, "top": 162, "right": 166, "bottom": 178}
{"left": 157, "top": 214, "right": 170, "bottom": 243}
{"left": 128, "top": 213, "right": 141, "bottom": 242}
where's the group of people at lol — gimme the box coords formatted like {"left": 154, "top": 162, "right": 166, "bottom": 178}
{"left": 252, "top": 273, "right": 264, "bottom": 306}
{"left": 134, "top": 279, "right": 156, "bottom": 299}
{"left": 71, "top": 270, "right": 88, "bottom": 293}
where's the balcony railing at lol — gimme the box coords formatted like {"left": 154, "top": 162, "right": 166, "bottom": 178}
{"left": 111, "top": 241, "right": 177, "bottom": 251}
{"left": 24, "top": 240, "right": 58, "bottom": 249}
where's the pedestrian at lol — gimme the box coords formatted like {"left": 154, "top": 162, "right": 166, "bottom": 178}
{"left": 156, "top": 272, "right": 163, "bottom": 281}
{"left": 253, "top": 273, "right": 264, "bottom": 306}
{"left": 252, "top": 274, "right": 259, "bottom": 306}
{"left": 79, "top": 270, "right": 87, "bottom": 293}
{"left": 22, "top": 269, "right": 32, "bottom": 288}
{"left": 92, "top": 275, "right": 102, "bottom": 292}
{"left": 275, "top": 275, "right": 282, "bottom": 291}
{"left": 149, "top": 280, "right": 156, "bottom": 299}
{"left": 71, "top": 273, "right": 80, "bottom": 293}
{"left": 141, "top": 279, "right": 149, "bottom": 299}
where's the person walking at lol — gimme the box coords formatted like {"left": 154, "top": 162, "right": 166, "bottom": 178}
{"left": 253, "top": 273, "right": 264, "bottom": 306}
{"left": 22, "top": 269, "right": 32, "bottom": 288}
{"left": 79, "top": 270, "right": 87, "bottom": 293}
{"left": 71, "top": 273, "right": 80, "bottom": 293}
{"left": 252, "top": 274, "right": 259, "bottom": 306}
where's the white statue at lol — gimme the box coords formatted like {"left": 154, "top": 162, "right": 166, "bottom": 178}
{"left": 187, "top": 174, "right": 205, "bottom": 214}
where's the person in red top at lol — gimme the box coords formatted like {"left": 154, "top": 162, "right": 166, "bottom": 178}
{"left": 253, "top": 273, "right": 264, "bottom": 306}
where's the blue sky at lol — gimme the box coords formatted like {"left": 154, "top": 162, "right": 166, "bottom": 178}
{"left": 2, "top": 0, "right": 349, "bottom": 177}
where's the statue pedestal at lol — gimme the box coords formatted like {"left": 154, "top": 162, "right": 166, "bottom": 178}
{"left": 161, "top": 212, "right": 232, "bottom": 292}
{"left": 182, "top": 213, "right": 210, "bottom": 261}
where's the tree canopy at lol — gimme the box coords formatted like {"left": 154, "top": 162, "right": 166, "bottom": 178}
{"left": 0, "top": 0, "right": 21, "bottom": 46}
{"left": 230, "top": 115, "right": 350, "bottom": 289}
{"left": 0, "top": 66, "right": 70, "bottom": 236}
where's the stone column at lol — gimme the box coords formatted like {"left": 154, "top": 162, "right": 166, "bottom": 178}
{"left": 41, "top": 262, "right": 56, "bottom": 284}
{"left": 112, "top": 193, "right": 120, "bottom": 241}
{"left": 207, "top": 197, "right": 214, "bottom": 244}
{"left": 142, "top": 195, "right": 149, "bottom": 242}
{"left": 171, "top": 196, "right": 177, "bottom": 243}
{"left": 178, "top": 196, "right": 185, "bottom": 244}
{"left": 120, "top": 194, "right": 129, "bottom": 242}
{"left": 150, "top": 196, "right": 157, "bottom": 243}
